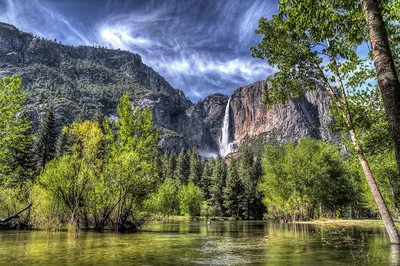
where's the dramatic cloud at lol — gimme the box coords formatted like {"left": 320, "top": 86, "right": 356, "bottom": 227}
{"left": 0, "top": 0, "right": 91, "bottom": 45}
{"left": 0, "top": 0, "right": 278, "bottom": 101}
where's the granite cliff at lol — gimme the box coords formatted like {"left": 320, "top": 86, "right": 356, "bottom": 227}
{"left": 0, "top": 22, "right": 338, "bottom": 156}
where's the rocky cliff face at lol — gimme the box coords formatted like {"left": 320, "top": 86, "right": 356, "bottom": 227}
{"left": 0, "top": 22, "right": 190, "bottom": 127}
{"left": 0, "top": 23, "right": 338, "bottom": 156}
{"left": 229, "top": 80, "right": 339, "bottom": 150}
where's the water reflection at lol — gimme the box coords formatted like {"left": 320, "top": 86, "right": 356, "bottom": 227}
{"left": 391, "top": 244, "right": 400, "bottom": 266}
{"left": 0, "top": 221, "right": 397, "bottom": 265}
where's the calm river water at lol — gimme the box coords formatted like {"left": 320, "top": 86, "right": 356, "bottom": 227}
{"left": 0, "top": 221, "right": 398, "bottom": 265}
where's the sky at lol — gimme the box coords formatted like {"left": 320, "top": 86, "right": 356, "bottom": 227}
{"left": 0, "top": 0, "right": 278, "bottom": 101}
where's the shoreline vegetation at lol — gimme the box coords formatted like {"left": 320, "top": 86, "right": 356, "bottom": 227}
{"left": 294, "top": 219, "right": 400, "bottom": 228}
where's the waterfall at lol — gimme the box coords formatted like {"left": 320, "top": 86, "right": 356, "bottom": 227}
{"left": 220, "top": 98, "right": 233, "bottom": 157}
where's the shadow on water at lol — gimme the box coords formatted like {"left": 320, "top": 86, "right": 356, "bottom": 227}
{"left": 0, "top": 221, "right": 397, "bottom": 265}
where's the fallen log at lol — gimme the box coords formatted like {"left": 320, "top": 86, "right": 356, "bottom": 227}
{"left": 0, "top": 204, "right": 32, "bottom": 224}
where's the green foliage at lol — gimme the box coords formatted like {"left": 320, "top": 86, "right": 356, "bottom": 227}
{"left": 158, "top": 152, "right": 170, "bottom": 182}
{"left": 348, "top": 87, "right": 393, "bottom": 156}
{"left": 260, "top": 139, "right": 356, "bottom": 221}
{"left": 33, "top": 121, "right": 104, "bottom": 230}
{"left": 223, "top": 159, "right": 243, "bottom": 218}
{"left": 178, "top": 182, "right": 204, "bottom": 218}
{"left": 0, "top": 75, "right": 32, "bottom": 178}
{"left": 189, "top": 148, "right": 203, "bottom": 186}
{"left": 174, "top": 148, "right": 190, "bottom": 185}
{"left": 145, "top": 178, "right": 180, "bottom": 217}
{"left": 35, "top": 105, "right": 57, "bottom": 172}
{"left": 210, "top": 156, "right": 226, "bottom": 216}
{"left": 101, "top": 93, "right": 159, "bottom": 231}
{"left": 0, "top": 75, "right": 34, "bottom": 226}
{"left": 200, "top": 158, "right": 214, "bottom": 200}
{"left": 238, "top": 150, "right": 265, "bottom": 220}
{"left": 251, "top": 0, "right": 371, "bottom": 107}
{"left": 33, "top": 93, "right": 160, "bottom": 231}
{"left": 167, "top": 152, "right": 177, "bottom": 179}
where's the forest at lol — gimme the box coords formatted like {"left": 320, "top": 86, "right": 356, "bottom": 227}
{"left": 0, "top": 72, "right": 398, "bottom": 233}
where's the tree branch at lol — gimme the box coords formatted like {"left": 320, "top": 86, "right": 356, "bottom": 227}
{"left": 0, "top": 204, "right": 32, "bottom": 224}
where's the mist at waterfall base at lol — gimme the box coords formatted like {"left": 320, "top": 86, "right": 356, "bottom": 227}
{"left": 220, "top": 98, "right": 234, "bottom": 157}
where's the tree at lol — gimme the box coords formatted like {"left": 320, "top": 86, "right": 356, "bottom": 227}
{"left": 146, "top": 178, "right": 180, "bottom": 217}
{"left": 103, "top": 93, "right": 159, "bottom": 231}
{"left": 252, "top": 1, "right": 400, "bottom": 243}
{"left": 36, "top": 106, "right": 57, "bottom": 172}
{"left": 0, "top": 75, "right": 32, "bottom": 177}
{"left": 210, "top": 155, "right": 226, "bottom": 216}
{"left": 158, "top": 152, "right": 170, "bottom": 181}
{"left": 8, "top": 112, "right": 36, "bottom": 182}
{"left": 346, "top": 88, "right": 400, "bottom": 217}
{"left": 0, "top": 76, "right": 33, "bottom": 227}
{"left": 200, "top": 158, "right": 214, "bottom": 200}
{"left": 238, "top": 149, "right": 265, "bottom": 220}
{"left": 260, "top": 139, "right": 355, "bottom": 221}
{"left": 174, "top": 148, "right": 190, "bottom": 185}
{"left": 167, "top": 152, "right": 177, "bottom": 179}
{"left": 178, "top": 182, "right": 204, "bottom": 218}
{"left": 223, "top": 159, "right": 243, "bottom": 218}
{"left": 361, "top": 0, "right": 400, "bottom": 175}
{"left": 189, "top": 148, "right": 203, "bottom": 186}
{"left": 33, "top": 121, "right": 105, "bottom": 231}
{"left": 33, "top": 93, "right": 160, "bottom": 232}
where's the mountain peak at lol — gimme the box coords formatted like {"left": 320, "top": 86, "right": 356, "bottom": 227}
{"left": 0, "top": 22, "right": 19, "bottom": 31}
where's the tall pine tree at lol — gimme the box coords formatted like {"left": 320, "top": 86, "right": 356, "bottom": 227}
{"left": 174, "top": 148, "right": 190, "bottom": 185}
{"left": 200, "top": 158, "right": 214, "bottom": 200}
{"left": 167, "top": 152, "right": 177, "bottom": 179}
{"left": 210, "top": 155, "right": 227, "bottom": 216}
{"left": 239, "top": 149, "right": 265, "bottom": 219}
{"left": 36, "top": 106, "right": 57, "bottom": 171}
{"left": 189, "top": 148, "right": 203, "bottom": 186}
{"left": 159, "top": 151, "right": 170, "bottom": 181}
{"left": 223, "top": 159, "right": 244, "bottom": 218}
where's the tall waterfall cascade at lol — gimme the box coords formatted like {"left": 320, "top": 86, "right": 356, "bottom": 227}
{"left": 220, "top": 98, "right": 234, "bottom": 157}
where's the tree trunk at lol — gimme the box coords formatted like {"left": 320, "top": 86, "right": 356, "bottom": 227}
{"left": 362, "top": 0, "right": 400, "bottom": 174}
{"left": 348, "top": 128, "right": 400, "bottom": 244}
{"left": 323, "top": 53, "right": 400, "bottom": 244}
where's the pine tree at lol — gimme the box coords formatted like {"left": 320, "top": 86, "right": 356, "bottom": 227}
{"left": 200, "top": 158, "right": 214, "bottom": 200}
{"left": 210, "top": 155, "right": 227, "bottom": 216}
{"left": 239, "top": 149, "right": 265, "bottom": 219}
{"left": 223, "top": 159, "right": 243, "bottom": 218}
{"left": 189, "top": 148, "right": 203, "bottom": 186}
{"left": 159, "top": 152, "right": 170, "bottom": 181}
{"left": 251, "top": 155, "right": 266, "bottom": 220}
{"left": 167, "top": 152, "right": 177, "bottom": 179}
{"left": 0, "top": 75, "right": 32, "bottom": 177}
{"left": 93, "top": 110, "right": 105, "bottom": 133}
{"left": 56, "top": 127, "right": 69, "bottom": 158}
{"left": 36, "top": 106, "right": 57, "bottom": 171}
{"left": 9, "top": 112, "right": 36, "bottom": 181}
{"left": 174, "top": 148, "right": 190, "bottom": 185}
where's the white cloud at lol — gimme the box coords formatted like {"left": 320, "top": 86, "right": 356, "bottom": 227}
{"left": 0, "top": 0, "right": 278, "bottom": 101}
{"left": 99, "top": 25, "right": 152, "bottom": 50}
{"left": 0, "top": 0, "right": 91, "bottom": 45}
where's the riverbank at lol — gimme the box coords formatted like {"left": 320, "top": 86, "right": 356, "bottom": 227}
{"left": 293, "top": 219, "right": 400, "bottom": 228}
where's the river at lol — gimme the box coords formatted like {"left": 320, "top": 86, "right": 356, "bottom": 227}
{"left": 0, "top": 221, "right": 398, "bottom": 265}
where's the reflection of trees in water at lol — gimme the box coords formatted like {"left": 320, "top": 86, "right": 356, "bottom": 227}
{"left": 390, "top": 244, "right": 400, "bottom": 266}
{"left": 315, "top": 223, "right": 397, "bottom": 264}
